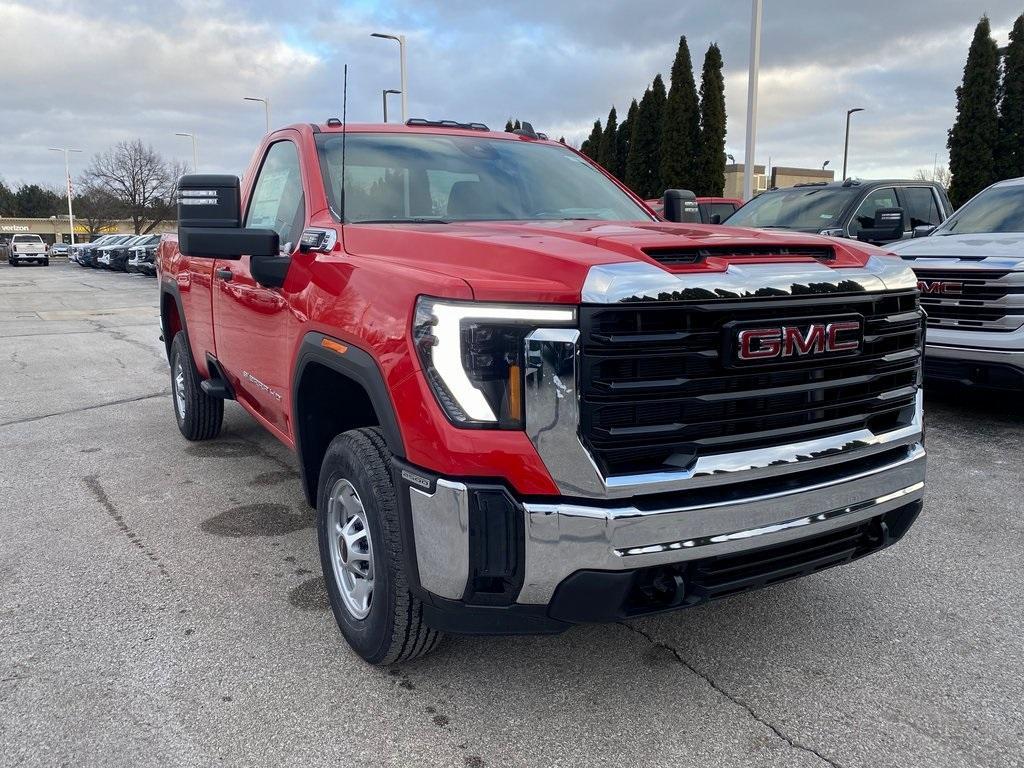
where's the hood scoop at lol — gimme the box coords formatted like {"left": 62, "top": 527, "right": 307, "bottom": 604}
{"left": 641, "top": 244, "right": 835, "bottom": 266}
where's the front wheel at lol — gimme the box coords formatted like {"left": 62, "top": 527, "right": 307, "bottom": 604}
{"left": 317, "top": 427, "right": 442, "bottom": 665}
{"left": 169, "top": 331, "right": 223, "bottom": 440}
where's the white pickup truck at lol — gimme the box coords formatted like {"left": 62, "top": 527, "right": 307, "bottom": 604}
{"left": 889, "top": 177, "right": 1024, "bottom": 390}
{"left": 6, "top": 234, "right": 49, "bottom": 266}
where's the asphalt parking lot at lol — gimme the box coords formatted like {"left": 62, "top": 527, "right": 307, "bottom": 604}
{"left": 1, "top": 261, "right": 1022, "bottom": 768}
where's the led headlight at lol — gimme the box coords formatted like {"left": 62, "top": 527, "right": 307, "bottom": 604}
{"left": 413, "top": 297, "right": 576, "bottom": 428}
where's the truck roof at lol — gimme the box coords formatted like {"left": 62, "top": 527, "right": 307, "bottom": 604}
{"left": 303, "top": 121, "right": 561, "bottom": 145}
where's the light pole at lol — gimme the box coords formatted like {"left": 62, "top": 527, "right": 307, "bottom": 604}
{"left": 822, "top": 160, "right": 831, "bottom": 171}
{"left": 48, "top": 147, "right": 82, "bottom": 246}
{"left": 244, "top": 96, "right": 271, "bottom": 133}
{"left": 382, "top": 89, "right": 401, "bottom": 122}
{"left": 371, "top": 32, "right": 407, "bottom": 122}
{"left": 742, "top": 0, "right": 763, "bottom": 201}
{"left": 842, "top": 108, "right": 864, "bottom": 181}
{"left": 175, "top": 132, "right": 198, "bottom": 172}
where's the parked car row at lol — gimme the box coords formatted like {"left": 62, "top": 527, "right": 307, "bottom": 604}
{"left": 70, "top": 233, "right": 160, "bottom": 276}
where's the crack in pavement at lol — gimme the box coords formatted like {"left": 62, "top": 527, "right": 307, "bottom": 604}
{"left": 83, "top": 474, "right": 170, "bottom": 580}
{"left": 0, "top": 391, "right": 168, "bottom": 429}
{"left": 619, "top": 622, "right": 844, "bottom": 768}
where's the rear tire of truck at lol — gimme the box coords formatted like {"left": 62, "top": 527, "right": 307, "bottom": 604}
{"left": 317, "top": 427, "right": 443, "bottom": 665}
{"left": 169, "top": 331, "right": 223, "bottom": 441}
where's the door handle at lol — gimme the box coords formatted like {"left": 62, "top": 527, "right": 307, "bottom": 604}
{"left": 215, "top": 268, "right": 233, "bottom": 281}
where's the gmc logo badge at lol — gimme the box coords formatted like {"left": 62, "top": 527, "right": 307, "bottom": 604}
{"left": 734, "top": 320, "right": 862, "bottom": 363}
{"left": 918, "top": 279, "right": 962, "bottom": 295}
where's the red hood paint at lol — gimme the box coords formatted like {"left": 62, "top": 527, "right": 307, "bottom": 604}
{"left": 340, "top": 220, "right": 882, "bottom": 303}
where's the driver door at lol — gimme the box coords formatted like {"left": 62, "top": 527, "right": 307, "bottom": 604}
{"left": 212, "top": 138, "right": 307, "bottom": 438}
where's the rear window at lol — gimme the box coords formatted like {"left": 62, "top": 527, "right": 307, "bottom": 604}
{"left": 12, "top": 234, "right": 43, "bottom": 243}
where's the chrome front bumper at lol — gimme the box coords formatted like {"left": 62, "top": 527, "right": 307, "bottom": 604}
{"left": 926, "top": 342, "right": 1024, "bottom": 372}
{"left": 406, "top": 440, "right": 925, "bottom": 606}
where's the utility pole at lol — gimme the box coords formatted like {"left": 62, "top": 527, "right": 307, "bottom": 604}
{"left": 175, "top": 132, "right": 199, "bottom": 173}
{"left": 743, "top": 0, "right": 763, "bottom": 201}
{"left": 842, "top": 108, "right": 864, "bottom": 180}
{"left": 371, "top": 33, "right": 408, "bottom": 121}
{"left": 243, "top": 96, "right": 271, "bottom": 133}
{"left": 382, "top": 89, "right": 401, "bottom": 122}
{"left": 48, "top": 147, "right": 82, "bottom": 246}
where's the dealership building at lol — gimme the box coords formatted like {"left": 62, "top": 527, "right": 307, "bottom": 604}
{"left": 0, "top": 216, "right": 175, "bottom": 246}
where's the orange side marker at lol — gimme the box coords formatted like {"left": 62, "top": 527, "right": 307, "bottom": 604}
{"left": 321, "top": 338, "right": 348, "bottom": 355}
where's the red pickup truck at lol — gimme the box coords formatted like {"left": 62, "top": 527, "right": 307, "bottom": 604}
{"left": 159, "top": 120, "right": 926, "bottom": 665}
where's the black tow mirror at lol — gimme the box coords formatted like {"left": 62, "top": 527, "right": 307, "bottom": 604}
{"left": 856, "top": 207, "right": 905, "bottom": 245}
{"left": 662, "top": 189, "right": 701, "bottom": 223}
{"left": 177, "top": 174, "right": 279, "bottom": 260}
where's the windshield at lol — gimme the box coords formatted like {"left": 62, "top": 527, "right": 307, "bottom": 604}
{"left": 316, "top": 132, "right": 652, "bottom": 223}
{"left": 937, "top": 183, "right": 1024, "bottom": 235}
{"left": 724, "top": 186, "right": 861, "bottom": 230}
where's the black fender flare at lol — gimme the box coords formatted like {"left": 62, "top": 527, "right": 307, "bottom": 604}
{"left": 291, "top": 332, "right": 407, "bottom": 504}
{"left": 159, "top": 279, "right": 191, "bottom": 364}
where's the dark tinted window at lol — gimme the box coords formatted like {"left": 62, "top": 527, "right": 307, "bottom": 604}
{"left": 848, "top": 187, "right": 899, "bottom": 238}
{"left": 901, "top": 187, "right": 943, "bottom": 228}
{"left": 724, "top": 187, "right": 860, "bottom": 230}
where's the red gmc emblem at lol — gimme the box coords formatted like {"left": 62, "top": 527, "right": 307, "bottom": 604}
{"left": 918, "top": 279, "right": 962, "bottom": 295}
{"left": 735, "top": 321, "right": 862, "bottom": 362}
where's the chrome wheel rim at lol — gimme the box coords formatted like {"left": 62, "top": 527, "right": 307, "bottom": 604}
{"left": 173, "top": 359, "right": 186, "bottom": 420}
{"left": 326, "top": 478, "right": 374, "bottom": 620}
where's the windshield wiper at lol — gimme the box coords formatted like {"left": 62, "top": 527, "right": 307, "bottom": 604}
{"left": 351, "top": 218, "right": 450, "bottom": 224}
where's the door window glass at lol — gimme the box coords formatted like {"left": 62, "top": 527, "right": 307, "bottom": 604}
{"left": 901, "top": 187, "right": 943, "bottom": 228}
{"left": 848, "top": 187, "right": 898, "bottom": 238}
{"left": 245, "top": 141, "right": 306, "bottom": 251}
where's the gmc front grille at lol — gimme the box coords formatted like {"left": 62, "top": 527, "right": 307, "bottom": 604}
{"left": 914, "top": 268, "right": 1024, "bottom": 332}
{"left": 578, "top": 290, "right": 923, "bottom": 477}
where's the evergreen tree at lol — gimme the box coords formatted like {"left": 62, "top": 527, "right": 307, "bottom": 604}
{"left": 597, "top": 106, "right": 618, "bottom": 174}
{"left": 696, "top": 43, "right": 727, "bottom": 196}
{"left": 660, "top": 36, "right": 701, "bottom": 192}
{"left": 948, "top": 16, "right": 999, "bottom": 207}
{"left": 615, "top": 99, "right": 638, "bottom": 183}
{"left": 13, "top": 184, "right": 62, "bottom": 217}
{"left": 514, "top": 119, "right": 521, "bottom": 130}
{"left": 625, "top": 75, "right": 667, "bottom": 198}
{"left": 581, "top": 119, "right": 603, "bottom": 160}
{"left": 998, "top": 14, "right": 1024, "bottom": 179}
{"left": 505, "top": 118, "right": 515, "bottom": 132}
{"left": 558, "top": 136, "right": 566, "bottom": 144}
{"left": 0, "top": 179, "right": 16, "bottom": 216}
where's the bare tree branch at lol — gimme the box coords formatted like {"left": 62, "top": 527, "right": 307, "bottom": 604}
{"left": 83, "top": 139, "right": 179, "bottom": 234}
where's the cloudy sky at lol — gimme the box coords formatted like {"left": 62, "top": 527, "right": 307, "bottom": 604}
{"left": 2, "top": 0, "right": 1021, "bottom": 190}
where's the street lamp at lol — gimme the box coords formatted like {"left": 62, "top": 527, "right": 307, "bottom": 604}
{"left": 727, "top": 153, "right": 735, "bottom": 163}
{"left": 244, "top": 96, "right": 271, "bottom": 133}
{"left": 48, "top": 147, "right": 82, "bottom": 247}
{"left": 371, "top": 32, "right": 407, "bottom": 122}
{"left": 842, "top": 108, "right": 865, "bottom": 180}
{"left": 822, "top": 160, "right": 831, "bottom": 170}
{"left": 382, "top": 89, "right": 401, "bottom": 123}
{"left": 175, "top": 132, "right": 198, "bottom": 172}
{"left": 742, "top": 0, "right": 763, "bottom": 201}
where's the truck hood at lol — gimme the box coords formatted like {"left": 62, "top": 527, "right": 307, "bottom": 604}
{"left": 341, "top": 220, "right": 882, "bottom": 303}
{"left": 888, "top": 232, "right": 1024, "bottom": 267}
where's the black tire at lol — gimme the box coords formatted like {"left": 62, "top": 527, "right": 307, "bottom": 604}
{"left": 43, "top": 259, "right": 49, "bottom": 266}
{"left": 317, "top": 427, "right": 442, "bottom": 665}
{"left": 169, "top": 331, "right": 223, "bottom": 441}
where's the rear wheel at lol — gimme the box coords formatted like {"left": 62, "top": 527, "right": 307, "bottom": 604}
{"left": 317, "top": 427, "right": 442, "bottom": 665}
{"left": 169, "top": 331, "right": 223, "bottom": 441}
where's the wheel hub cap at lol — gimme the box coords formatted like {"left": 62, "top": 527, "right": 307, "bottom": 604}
{"left": 326, "top": 479, "right": 374, "bottom": 620}
{"left": 173, "top": 360, "right": 186, "bottom": 418}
